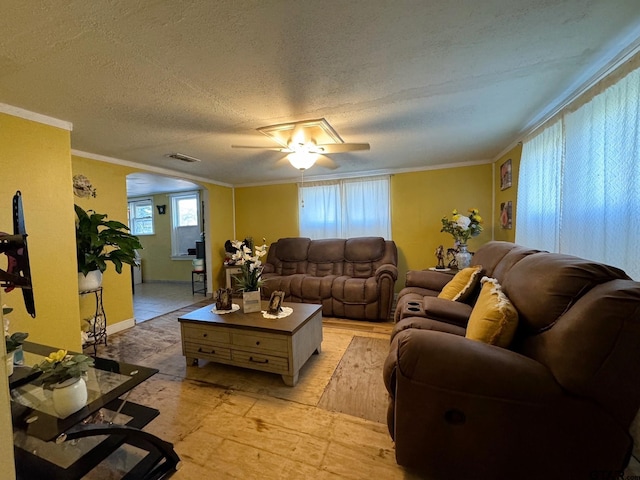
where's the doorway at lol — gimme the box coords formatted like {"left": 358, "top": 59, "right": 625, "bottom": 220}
{"left": 127, "top": 172, "right": 210, "bottom": 322}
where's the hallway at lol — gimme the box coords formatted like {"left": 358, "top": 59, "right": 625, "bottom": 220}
{"left": 133, "top": 282, "right": 208, "bottom": 322}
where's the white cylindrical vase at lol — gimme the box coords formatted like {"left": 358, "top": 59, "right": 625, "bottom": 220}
{"left": 52, "top": 377, "right": 88, "bottom": 418}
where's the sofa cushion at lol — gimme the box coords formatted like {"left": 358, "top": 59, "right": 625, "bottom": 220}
{"left": 502, "top": 253, "right": 631, "bottom": 334}
{"left": 437, "top": 266, "right": 483, "bottom": 302}
{"left": 344, "top": 237, "right": 386, "bottom": 262}
{"left": 466, "top": 277, "right": 519, "bottom": 347}
{"left": 275, "top": 237, "right": 311, "bottom": 261}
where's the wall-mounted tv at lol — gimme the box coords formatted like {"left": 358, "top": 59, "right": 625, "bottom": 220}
{"left": 0, "top": 191, "right": 35, "bottom": 317}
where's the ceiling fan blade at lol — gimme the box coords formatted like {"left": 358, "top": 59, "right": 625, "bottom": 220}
{"left": 315, "top": 155, "right": 339, "bottom": 170}
{"left": 314, "top": 143, "right": 370, "bottom": 153}
{"left": 231, "top": 145, "right": 291, "bottom": 152}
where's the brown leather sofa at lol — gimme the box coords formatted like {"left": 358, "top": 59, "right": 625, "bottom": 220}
{"left": 261, "top": 237, "right": 397, "bottom": 321}
{"left": 383, "top": 241, "right": 640, "bottom": 479}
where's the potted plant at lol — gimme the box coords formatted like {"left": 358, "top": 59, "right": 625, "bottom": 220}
{"left": 75, "top": 204, "right": 143, "bottom": 291}
{"left": 33, "top": 349, "right": 94, "bottom": 417}
{"left": 230, "top": 239, "right": 268, "bottom": 313}
{"left": 4, "top": 305, "right": 28, "bottom": 376}
{"left": 440, "top": 208, "right": 483, "bottom": 269}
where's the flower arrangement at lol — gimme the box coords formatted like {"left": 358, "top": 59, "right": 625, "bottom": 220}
{"left": 231, "top": 238, "right": 268, "bottom": 292}
{"left": 34, "top": 349, "right": 94, "bottom": 388}
{"left": 441, "top": 208, "right": 483, "bottom": 244}
{"left": 4, "top": 305, "right": 28, "bottom": 353}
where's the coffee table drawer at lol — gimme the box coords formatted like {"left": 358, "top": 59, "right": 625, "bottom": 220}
{"left": 231, "top": 350, "right": 289, "bottom": 374}
{"left": 182, "top": 324, "right": 230, "bottom": 344}
{"left": 231, "top": 332, "right": 288, "bottom": 353}
{"left": 184, "top": 342, "right": 231, "bottom": 362}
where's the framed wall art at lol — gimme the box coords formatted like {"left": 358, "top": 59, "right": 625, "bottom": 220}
{"left": 500, "top": 201, "right": 513, "bottom": 229}
{"left": 500, "top": 159, "right": 512, "bottom": 190}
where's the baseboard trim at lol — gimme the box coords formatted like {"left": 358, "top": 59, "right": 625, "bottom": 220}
{"left": 107, "top": 318, "right": 135, "bottom": 336}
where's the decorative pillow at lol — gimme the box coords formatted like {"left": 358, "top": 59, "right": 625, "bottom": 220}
{"left": 465, "top": 276, "right": 519, "bottom": 347}
{"left": 437, "top": 265, "right": 483, "bottom": 302}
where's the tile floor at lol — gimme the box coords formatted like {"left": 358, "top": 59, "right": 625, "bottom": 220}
{"left": 133, "top": 281, "right": 208, "bottom": 322}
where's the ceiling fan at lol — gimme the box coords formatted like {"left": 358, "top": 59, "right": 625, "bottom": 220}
{"left": 231, "top": 118, "right": 370, "bottom": 170}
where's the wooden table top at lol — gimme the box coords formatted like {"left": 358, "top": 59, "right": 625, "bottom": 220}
{"left": 178, "top": 301, "right": 322, "bottom": 335}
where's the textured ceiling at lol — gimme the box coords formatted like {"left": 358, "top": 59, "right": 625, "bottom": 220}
{"left": 2, "top": 1, "right": 640, "bottom": 188}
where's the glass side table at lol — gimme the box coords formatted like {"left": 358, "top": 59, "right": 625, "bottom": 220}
{"left": 10, "top": 341, "right": 181, "bottom": 479}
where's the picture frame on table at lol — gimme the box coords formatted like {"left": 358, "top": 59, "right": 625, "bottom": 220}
{"left": 500, "top": 159, "right": 512, "bottom": 190}
{"left": 267, "top": 291, "right": 285, "bottom": 315}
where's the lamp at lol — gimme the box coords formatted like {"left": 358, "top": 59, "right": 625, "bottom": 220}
{"left": 156, "top": 205, "right": 166, "bottom": 214}
{"left": 287, "top": 151, "right": 318, "bottom": 170}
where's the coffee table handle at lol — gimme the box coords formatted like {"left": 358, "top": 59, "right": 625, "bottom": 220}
{"left": 249, "top": 357, "right": 269, "bottom": 364}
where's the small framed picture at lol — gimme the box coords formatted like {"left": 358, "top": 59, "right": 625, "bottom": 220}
{"left": 500, "top": 201, "right": 513, "bottom": 229}
{"left": 500, "top": 159, "right": 512, "bottom": 190}
{"left": 267, "top": 291, "right": 285, "bottom": 315}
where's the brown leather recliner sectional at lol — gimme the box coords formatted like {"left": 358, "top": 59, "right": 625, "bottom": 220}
{"left": 261, "top": 237, "right": 398, "bottom": 321}
{"left": 383, "top": 241, "right": 640, "bottom": 479}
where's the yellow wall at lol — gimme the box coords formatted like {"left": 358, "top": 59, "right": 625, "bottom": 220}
{"left": 391, "top": 164, "right": 493, "bottom": 287}
{"left": 493, "top": 144, "right": 521, "bottom": 242}
{"left": 235, "top": 183, "right": 300, "bottom": 246}
{"left": 72, "top": 156, "right": 138, "bottom": 327}
{"left": 0, "top": 113, "right": 81, "bottom": 351}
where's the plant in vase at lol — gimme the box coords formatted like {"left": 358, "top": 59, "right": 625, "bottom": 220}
{"left": 231, "top": 239, "right": 268, "bottom": 313}
{"left": 75, "top": 204, "right": 143, "bottom": 291}
{"left": 33, "top": 349, "right": 95, "bottom": 417}
{"left": 440, "top": 208, "right": 483, "bottom": 269}
{"left": 4, "top": 305, "right": 28, "bottom": 376}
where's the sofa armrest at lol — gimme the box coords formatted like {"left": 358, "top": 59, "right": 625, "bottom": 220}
{"left": 375, "top": 263, "right": 398, "bottom": 281}
{"left": 421, "top": 297, "right": 472, "bottom": 327}
{"left": 404, "top": 270, "right": 452, "bottom": 292}
{"left": 393, "top": 328, "right": 561, "bottom": 400}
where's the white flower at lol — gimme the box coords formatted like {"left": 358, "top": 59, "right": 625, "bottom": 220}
{"left": 456, "top": 215, "right": 471, "bottom": 230}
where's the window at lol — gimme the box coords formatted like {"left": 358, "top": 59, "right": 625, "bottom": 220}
{"left": 517, "top": 66, "right": 640, "bottom": 280}
{"left": 299, "top": 176, "right": 391, "bottom": 239}
{"left": 170, "top": 191, "right": 201, "bottom": 257}
{"left": 127, "top": 198, "right": 154, "bottom": 235}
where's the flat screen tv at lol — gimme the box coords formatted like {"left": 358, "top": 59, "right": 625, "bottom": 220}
{"left": 0, "top": 191, "right": 35, "bottom": 317}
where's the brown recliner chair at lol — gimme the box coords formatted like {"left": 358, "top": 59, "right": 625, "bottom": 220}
{"left": 383, "top": 242, "right": 640, "bottom": 479}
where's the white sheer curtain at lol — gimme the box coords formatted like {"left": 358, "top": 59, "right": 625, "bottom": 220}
{"left": 516, "top": 121, "right": 563, "bottom": 252}
{"left": 299, "top": 176, "right": 391, "bottom": 239}
{"left": 298, "top": 181, "right": 340, "bottom": 239}
{"left": 342, "top": 177, "right": 391, "bottom": 238}
{"left": 563, "top": 68, "right": 640, "bottom": 279}
{"left": 517, "top": 67, "right": 640, "bottom": 279}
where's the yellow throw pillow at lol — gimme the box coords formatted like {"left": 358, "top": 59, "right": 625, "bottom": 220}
{"left": 466, "top": 277, "right": 519, "bottom": 347}
{"left": 437, "top": 265, "right": 483, "bottom": 302}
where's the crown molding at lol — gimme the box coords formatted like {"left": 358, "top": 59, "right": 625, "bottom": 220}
{"left": 71, "top": 149, "right": 233, "bottom": 188}
{"left": 0, "top": 103, "right": 73, "bottom": 131}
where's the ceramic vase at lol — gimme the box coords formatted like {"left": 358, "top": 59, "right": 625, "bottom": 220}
{"left": 456, "top": 244, "right": 472, "bottom": 269}
{"left": 242, "top": 288, "right": 261, "bottom": 313}
{"left": 78, "top": 270, "right": 103, "bottom": 292}
{"left": 52, "top": 377, "right": 88, "bottom": 418}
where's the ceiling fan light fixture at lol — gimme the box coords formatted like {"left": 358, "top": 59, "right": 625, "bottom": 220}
{"left": 287, "top": 151, "right": 318, "bottom": 170}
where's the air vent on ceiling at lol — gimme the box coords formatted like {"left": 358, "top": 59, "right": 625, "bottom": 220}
{"left": 165, "top": 152, "right": 201, "bottom": 163}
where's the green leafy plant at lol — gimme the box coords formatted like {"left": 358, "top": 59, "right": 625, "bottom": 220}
{"left": 75, "top": 204, "right": 143, "bottom": 275}
{"left": 33, "top": 349, "right": 94, "bottom": 388}
{"left": 230, "top": 239, "right": 268, "bottom": 292}
{"left": 4, "top": 305, "right": 28, "bottom": 353}
{"left": 441, "top": 208, "right": 483, "bottom": 244}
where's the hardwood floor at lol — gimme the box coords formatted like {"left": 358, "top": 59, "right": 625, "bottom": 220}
{"left": 86, "top": 302, "right": 422, "bottom": 479}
